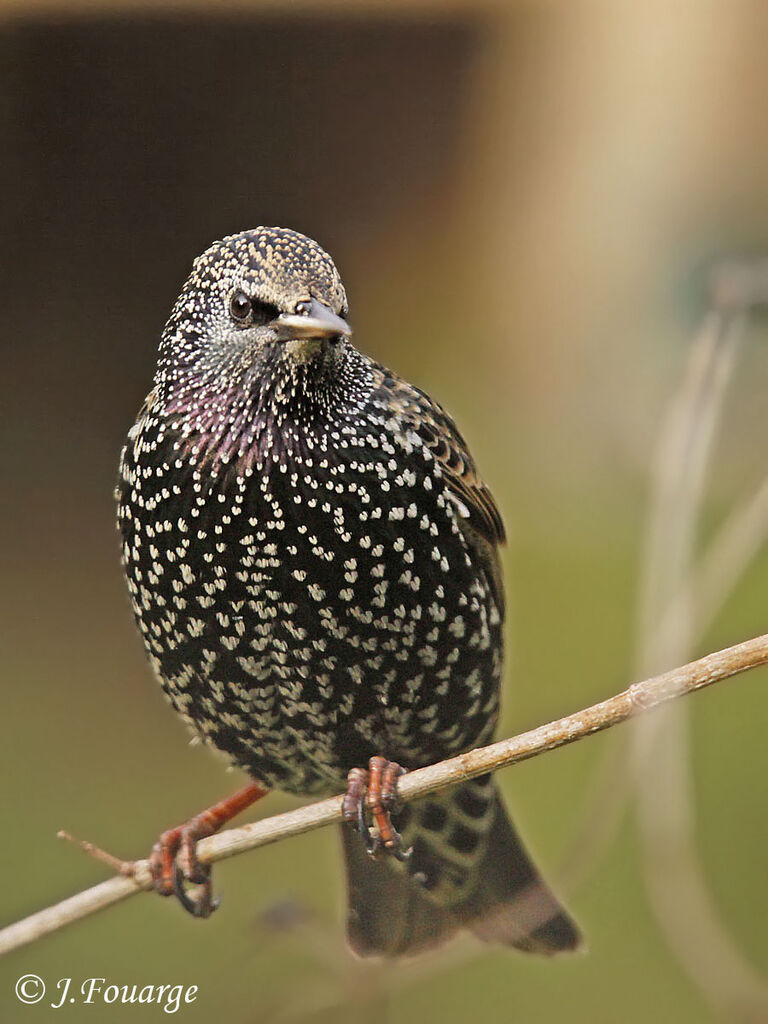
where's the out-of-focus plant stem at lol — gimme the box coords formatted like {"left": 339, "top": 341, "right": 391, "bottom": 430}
{"left": 633, "top": 263, "right": 768, "bottom": 1020}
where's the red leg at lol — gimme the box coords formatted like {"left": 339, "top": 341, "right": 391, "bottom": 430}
{"left": 342, "top": 757, "right": 410, "bottom": 861}
{"left": 150, "top": 782, "right": 268, "bottom": 917}
{"left": 342, "top": 767, "right": 374, "bottom": 853}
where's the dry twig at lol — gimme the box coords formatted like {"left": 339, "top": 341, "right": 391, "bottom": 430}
{"left": 632, "top": 267, "right": 768, "bottom": 1018}
{"left": 1, "top": 631, "right": 767, "bottom": 959}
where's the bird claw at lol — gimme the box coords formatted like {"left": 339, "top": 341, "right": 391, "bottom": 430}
{"left": 342, "top": 757, "right": 412, "bottom": 861}
{"left": 389, "top": 833, "right": 413, "bottom": 863}
{"left": 147, "top": 782, "right": 267, "bottom": 919}
{"left": 150, "top": 820, "right": 221, "bottom": 918}
{"left": 172, "top": 862, "right": 220, "bottom": 919}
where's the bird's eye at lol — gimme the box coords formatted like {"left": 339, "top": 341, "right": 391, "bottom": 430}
{"left": 229, "top": 290, "right": 253, "bottom": 323}
{"left": 295, "top": 300, "right": 313, "bottom": 316}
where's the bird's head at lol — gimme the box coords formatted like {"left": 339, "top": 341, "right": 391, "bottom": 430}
{"left": 153, "top": 229, "right": 368, "bottom": 465}
{"left": 158, "top": 227, "right": 351, "bottom": 384}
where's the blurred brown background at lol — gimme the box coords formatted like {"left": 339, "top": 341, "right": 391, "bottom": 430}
{"left": 3, "top": 2, "right": 768, "bottom": 1021}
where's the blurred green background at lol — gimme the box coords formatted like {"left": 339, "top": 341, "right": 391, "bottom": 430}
{"left": 3, "top": 2, "right": 768, "bottom": 1021}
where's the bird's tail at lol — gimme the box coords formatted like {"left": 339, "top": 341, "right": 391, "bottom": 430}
{"left": 340, "top": 774, "right": 581, "bottom": 957}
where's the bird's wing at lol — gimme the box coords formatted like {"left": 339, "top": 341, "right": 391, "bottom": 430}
{"left": 371, "top": 368, "right": 506, "bottom": 613}
{"left": 414, "top": 409, "right": 506, "bottom": 548}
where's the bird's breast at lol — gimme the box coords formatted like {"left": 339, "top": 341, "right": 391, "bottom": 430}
{"left": 117, "top": 408, "right": 502, "bottom": 782}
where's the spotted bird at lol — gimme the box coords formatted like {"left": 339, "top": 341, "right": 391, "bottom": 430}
{"left": 116, "top": 227, "right": 581, "bottom": 955}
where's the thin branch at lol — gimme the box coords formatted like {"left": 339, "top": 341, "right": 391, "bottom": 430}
{"left": 2, "top": 631, "right": 768, "bottom": 959}
{"left": 682, "top": 473, "right": 768, "bottom": 638}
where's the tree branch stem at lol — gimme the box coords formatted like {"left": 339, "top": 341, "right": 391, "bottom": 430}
{"left": 2, "top": 631, "right": 767, "bottom": 958}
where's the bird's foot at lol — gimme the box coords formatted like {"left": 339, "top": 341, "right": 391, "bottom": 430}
{"left": 150, "top": 819, "right": 219, "bottom": 918}
{"left": 149, "top": 781, "right": 268, "bottom": 918}
{"left": 342, "top": 757, "right": 411, "bottom": 862}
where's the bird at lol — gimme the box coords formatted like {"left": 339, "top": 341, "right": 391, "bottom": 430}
{"left": 116, "top": 226, "right": 581, "bottom": 956}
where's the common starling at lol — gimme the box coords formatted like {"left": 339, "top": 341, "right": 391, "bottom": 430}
{"left": 117, "top": 227, "right": 581, "bottom": 955}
